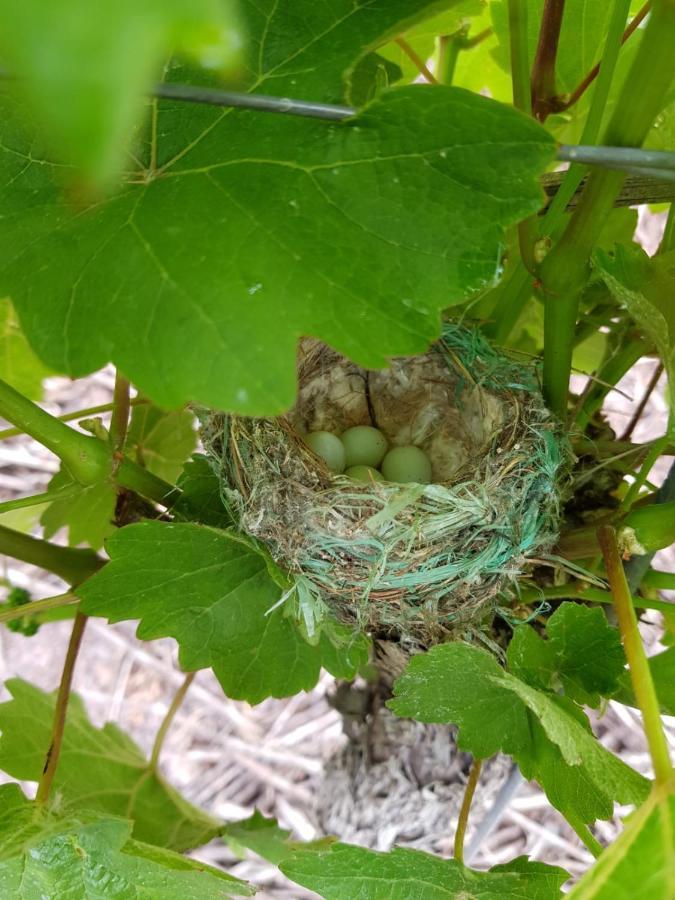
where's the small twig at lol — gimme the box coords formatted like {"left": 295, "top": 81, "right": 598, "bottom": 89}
{"left": 110, "top": 372, "right": 131, "bottom": 456}
{"left": 562, "top": 2, "right": 651, "bottom": 112}
{"left": 454, "top": 758, "right": 483, "bottom": 863}
{"left": 35, "top": 612, "right": 88, "bottom": 805}
{"left": 530, "top": 0, "right": 567, "bottom": 121}
{"left": 149, "top": 671, "right": 196, "bottom": 771}
{"left": 0, "top": 592, "right": 78, "bottom": 626}
{"left": 394, "top": 37, "right": 438, "bottom": 84}
{"left": 620, "top": 361, "right": 664, "bottom": 441}
{"left": 598, "top": 525, "right": 672, "bottom": 786}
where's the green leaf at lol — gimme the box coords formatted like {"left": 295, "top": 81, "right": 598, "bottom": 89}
{"left": 127, "top": 404, "right": 197, "bottom": 483}
{"left": 389, "top": 642, "right": 649, "bottom": 823}
{"left": 239, "top": 0, "right": 451, "bottom": 100}
{"left": 77, "top": 521, "right": 362, "bottom": 703}
{"left": 1, "top": 79, "right": 554, "bottom": 414}
{"left": 220, "top": 810, "right": 334, "bottom": 866}
{"left": 568, "top": 784, "right": 675, "bottom": 900}
{"left": 0, "top": 0, "right": 243, "bottom": 189}
{"left": 508, "top": 602, "right": 626, "bottom": 707}
{"left": 281, "top": 843, "right": 569, "bottom": 899}
{"left": 0, "top": 784, "right": 252, "bottom": 898}
{"left": 0, "top": 679, "right": 220, "bottom": 851}
{"left": 0, "top": 297, "right": 52, "bottom": 399}
{"left": 173, "top": 454, "right": 233, "bottom": 528}
{"left": 41, "top": 466, "right": 117, "bottom": 550}
{"left": 596, "top": 244, "right": 675, "bottom": 435}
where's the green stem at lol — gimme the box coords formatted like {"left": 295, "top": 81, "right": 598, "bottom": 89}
{"left": 110, "top": 373, "right": 131, "bottom": 455}
{"left": 574, "top": 333, "right": 651, "bottom": 432}
{"left": 0, "top": 485, "right": 83, "bottom": 516}
{"left": 0, "top": 377, "right": 111, "bottom": 485}
{"left": 35, "top": 612, "right": 88, "bottom": 806}
{"left": 642, "top": 569, "right": 675, "bottom": 590}
{"left": 540, "top": 0, "right": 632, "bottom": 236}
{"left": 619, "top": 435, "right": 669, "bottom": 511}
{"left": 437, "top": 29, "right": 466, "bottom": 86}
{"left": 0, "top": 523, "right": 103, "bottom": 585}
{"left": 514, "top": 582, "right": 674, "bottom": 614}
{"left": 149, "top": 671, "right": 196, "bottom": 771}
{"left": 598, "top": 525, "right": 672, "bottom": 786}
{"left": 489, "top": 264, "right": 533, "bottom": 343}
{"left": 0, "top": 376, "right": 178, "bottom": 506}
{"left": 507, "top": 0, "right": 532, "bottom": 114}
{"left": 454, "top": 758, "right": 483, "bottom": 863}
{"left": 541, "top": 0, "right": 675, "bottom": 419}
{"left": 0, "top": 397, "right": 147, "bottom": 441}
{"left": 0, "top": 592, "right": 77, "bottom": 625}
{"left": 659, "top": 201, "right": 675, "bottom": 253}
{"left": 566, "top": 813, "right": 603, "bottom": 858}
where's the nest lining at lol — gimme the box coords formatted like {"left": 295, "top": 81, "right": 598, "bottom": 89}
{"left": 203, "top": 324, "right": 568, "bottom": 646}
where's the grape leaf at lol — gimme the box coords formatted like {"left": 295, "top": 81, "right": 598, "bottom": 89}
{"left": 0, "top": 0, "right": 243, "bottom": 189}
{"left": 0, "top": 77, "right": 555, "bottom": 414}
{"left": 0, "top": 784, "right": 252, "bottom": 898}
{"left": 568, "top": 784, "right": 675, "bottom": 900}
{"left": 126, "top": 404, "right": 197, "bottom": 483}
{"left": 77, "top": 521, "right": 364, "bottom": 703}
{"left": 0, "top": 297, "right": 52, "bottom": 399}
{"left": 389, "top": 642, "right": 649, "bottom": 823}
{"left": 0, "top": 679, "right": 220, "bottom": 851}
{"left": 41, "top": 466, "right": 117, "bottom": 550}
{"left": 280, "top": 843, "right": 569, "bottom": 899}
{"left": 221, "top": 810, "right": 333, "bottom": 865}
{"left": 596, "top": 244, "right": 675, "bottom": 435}
{"left": 239, "top": 0, "right": 450, "bottom": 100}
{"left": 507, "top": 602, "right": 626, "bottom": 707}
{"left": 173, "top": 454, "right": 233, "bottom": 528}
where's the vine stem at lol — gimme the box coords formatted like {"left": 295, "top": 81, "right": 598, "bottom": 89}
{"left": 35, "top": 612, "right": 88, "bottom": 806}
{"left": 0, "top": 592, "right": 77, "bottom": 625}
{"left": 541, "top": 0, "right": 675, "bottom": 419}
{"left": 0, "top": 523, "right": 103, "bottom": 585}
{"left": 530, "top": 0, "right": 566, "bottom": 121}
{"left": 0, "top": 397, "right": 146, "bottom": 441}
{"left": 513, "top": 582, "right": 674, "bottom": 615}
{"left": 507, "top": 0, "right": 531, "bottom": 114}
{"left": 619, "top": 434, "right": 669, "bottom": 511}
{"left": 149, "top": 672, "right": 196, "bottom": 771}
{"left": 566, "top": 813, "right": 603, "bottom": 858}
{"left": 0, "top": 376, "right": 177, "bottom": 506}
{"left": 454, "top": 758, "right": 483, "bottom": 863}
{"left": 110, "top": 373, "right": 131, "bottom": 456}
{"left": 562, "top": 2, "right": 652, "bottom": 113}
{"left": 598, "top": 525, "right": 672, "bottom": 786}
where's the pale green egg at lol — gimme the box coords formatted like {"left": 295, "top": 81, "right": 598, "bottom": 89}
{"left": 345, "top": 465, "right": 385, "bottom": 483}
{"left": 304, "top": 431, "right": 346, "bottom": 473}
{"left": 340, "top": 425, "right": 388, "bottom": 468}
{"left": 381, "top": 446, "right": 432, "bottom": 484}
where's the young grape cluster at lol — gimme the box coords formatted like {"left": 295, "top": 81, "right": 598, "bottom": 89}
{"left": 303, "top": 425, "right": 432, "bottom": 484}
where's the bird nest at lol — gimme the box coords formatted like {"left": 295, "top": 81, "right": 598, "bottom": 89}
{"left": 202, "top": 324, "right": 569, "bottom": 648}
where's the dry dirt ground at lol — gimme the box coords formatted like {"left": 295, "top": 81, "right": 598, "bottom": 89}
{"left": 0, "top": 208, "right": 673, "bottom": 897}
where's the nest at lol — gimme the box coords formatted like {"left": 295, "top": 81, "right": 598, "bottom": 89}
{"left": 202, "top": 324, "right": 569, "bottom": 648}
